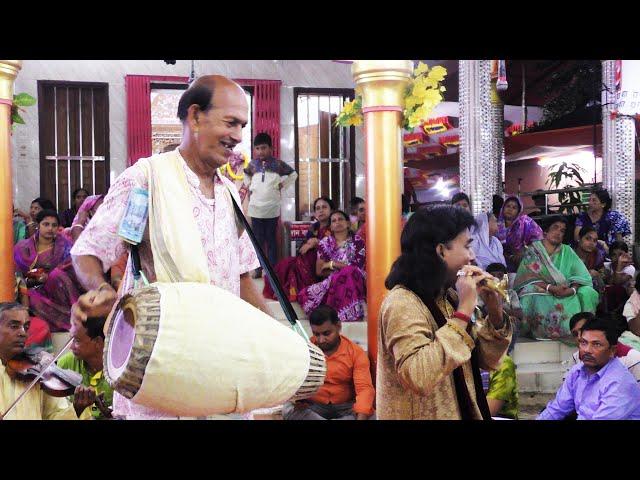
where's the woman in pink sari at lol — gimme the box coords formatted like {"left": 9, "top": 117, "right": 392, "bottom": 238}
{"left": 263, "top": 197, "right": 334, "bottom": 301}
{"left": 13, "top": 210, "right": 83, "bottom": 332}
{"left": 298, "top": 210, "right": 366, "bottom": 322}
{"left": 497, "top": 195, "right": 544, "bottom": 272}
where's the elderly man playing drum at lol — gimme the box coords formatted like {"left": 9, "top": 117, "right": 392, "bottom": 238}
{"left": 71, "top": 75, "right": 270, "bottom": 419}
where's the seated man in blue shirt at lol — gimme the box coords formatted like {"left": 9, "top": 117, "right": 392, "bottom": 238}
{"left": 538, "top": 317, "right": 640, "bottom": 420}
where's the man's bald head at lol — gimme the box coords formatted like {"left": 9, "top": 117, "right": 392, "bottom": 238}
{"left": 177, "top": 75, "right": 246, "bottom": 123}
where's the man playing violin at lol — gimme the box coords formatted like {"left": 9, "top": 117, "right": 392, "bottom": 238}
{"left": 57, "top": 316, "right": 113, "bottom": 419}
{"left": 0, "top": 302, "right": 95, "bottom": 420}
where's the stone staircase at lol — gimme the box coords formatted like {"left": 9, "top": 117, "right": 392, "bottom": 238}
{"left": 512, "top": 338, "right": 573, "bottom": 393}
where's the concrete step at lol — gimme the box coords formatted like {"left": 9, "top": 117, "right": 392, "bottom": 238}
{"left": 512, "top": 339, "right": 575, "bottom": 394}
{"left": 512, "top": 338, "right": 575, "bottom": 365}
{"left": 516, "top": 362, "right": 568, "bottom": 393}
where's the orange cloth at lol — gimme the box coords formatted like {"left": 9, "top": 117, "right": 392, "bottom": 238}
{"left": 310, "top": 334, "right": 375, "bottom": 416}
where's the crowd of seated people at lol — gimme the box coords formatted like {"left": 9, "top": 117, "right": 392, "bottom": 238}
{"left": 263, "top": 196, "right": 334, "bottom": 302}
{"left": 448, "top": 188, "right": 640, "bottom": 420}
{"left": 298, "top": 210, "right": 366, "bottom": 322}
{"left": 263, "top": 197, "right": 367, "bottom": 322}
{"left": 10, "top": 193, "right": 109, "bottom": 334}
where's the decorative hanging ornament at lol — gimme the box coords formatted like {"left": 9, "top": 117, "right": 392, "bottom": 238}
{"left": 224, "top": 151, "right": 250, "bottom": 181}
{"left": 496, "top": 60, "right": 508, "bottom": 91}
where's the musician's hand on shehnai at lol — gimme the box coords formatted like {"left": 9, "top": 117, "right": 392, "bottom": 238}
{"left": 455, "top": 265, "right": 494, "bottom": 317}
{"left": 71, "top": 283, "right": 117, "bottom": 324}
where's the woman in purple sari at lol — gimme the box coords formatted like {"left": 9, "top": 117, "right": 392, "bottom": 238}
{"left": 263, "top": 197, "right": 334, "bottom": 302}
{"left": 497, "top": 196, "right": 543, "bottom": 272}
{"left": 298, "top": 210, "right": 366, "bottom": 322}
{"left": 13, "top": 209, "right": 83, "bottom": 332}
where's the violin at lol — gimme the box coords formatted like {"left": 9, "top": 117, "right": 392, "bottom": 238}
{"left": 2, "top": 345, "right": 113, "bottom": 419}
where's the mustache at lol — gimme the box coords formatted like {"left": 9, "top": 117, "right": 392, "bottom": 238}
{"left": 582, "top": 354, "right": 596, "bottom": 362}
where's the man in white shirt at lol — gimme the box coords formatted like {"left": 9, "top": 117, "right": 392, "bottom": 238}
{"left": 244, "top": 133, "right": 298, "bottom": 275}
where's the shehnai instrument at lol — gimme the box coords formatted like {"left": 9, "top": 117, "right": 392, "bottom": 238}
{"left": 103, "top": 282, "right": 326, "bottom": 417}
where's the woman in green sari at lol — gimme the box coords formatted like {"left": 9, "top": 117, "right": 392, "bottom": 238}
{"left": 514, "top": 216, "right": 599, "bottom": 341}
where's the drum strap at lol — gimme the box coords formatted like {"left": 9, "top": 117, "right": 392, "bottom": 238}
{"left": 226, "top": 189, "right": 309, "bottom": 342}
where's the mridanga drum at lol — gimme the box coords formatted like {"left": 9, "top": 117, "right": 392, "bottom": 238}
{"left": 103, "top": 282, "right": 326, "bottom": 417}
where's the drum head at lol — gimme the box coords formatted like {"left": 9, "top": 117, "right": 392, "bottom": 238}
{"left": 106, "top": 307, "right": 135, "bottom": 379}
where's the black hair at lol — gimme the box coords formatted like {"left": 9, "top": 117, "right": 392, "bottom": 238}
{"left": 610, "top": 240, "right": 629, "bottom": 253}
{"left": 0, "top": 302, "right": 27, "bottom": 323}
{"left": 313, "top": 196, "right": 335, "bottom": 211}
{"left": 84, "top": 316, "right": 106, "bottom": 340}
{"left": 177, "top": 83, "right": 215, "bottom": 122}
{"left": 580, "top": 316, "right": 618, "bottom": 346}
{"left": 569, "top": 311, "right": 595, "bottom": 331}
{"left": 253, "top": 132, "right": 272, "bottom": 148}
{"left": 578, "top": 225, "right": 598, "bottom": 239}
{"left": 636, "top": 274, "right": 640, "bottom": 294}
{"left": 350, "top": 197, "right": 365, "bottom": 209}
{"left": 543, "top": 215, "right": 568, "bottom": 232}
{"left": 36, "top": 209, "right": 60, "bottom": 225}
{"left": 402, "top": 194, "right": 410, "bottom": 214}
{"left": 591, "top": 188, "right": 612, "bottom": 211}
{"left": 309, "top": 305, "right": 340, "bottom": 326}
{"left": 330, "top": 210, "right": 350, "bottom": 224}
{"left": 32, "top": 197, "right": 55, "bottom": 211}
{"left": 451, "top": 192, "right": 470, "bottom": 206}
{"left": 385, "top": 205, "right": 476, "bottom": 302}
{"left": 486, "top": 262, "right": 507, "bottom": 276}
{"left": 72, "top": 188, "right": 90, "bottom": 200}
{"left": 492, "top": 195, "right": 504, "bottom": 218}
{"left": 531, "top": 189, "right": 545, "bottom": 202}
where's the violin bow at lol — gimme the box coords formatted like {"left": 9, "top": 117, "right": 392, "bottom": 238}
{"left": 0, "top": 337, "right": 74, "bottom": 420}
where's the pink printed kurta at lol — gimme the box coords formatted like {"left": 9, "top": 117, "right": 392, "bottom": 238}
{"left": 71, "top": 150, "right": 260, "bottom": 419}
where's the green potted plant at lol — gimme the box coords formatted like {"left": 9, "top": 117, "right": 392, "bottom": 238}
{"left": 545, "top": 161, "right": 587, "bottom": 214}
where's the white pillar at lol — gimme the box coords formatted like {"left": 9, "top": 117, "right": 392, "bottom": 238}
{"left": 602, "top": 60, "right": 635, "bottom": 243}
{"left": 459, "top": 60, "right": 504, "bottom": 217}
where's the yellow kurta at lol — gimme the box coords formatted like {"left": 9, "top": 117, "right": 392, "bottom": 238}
{"left": 0, "top": 363, "right": 78, "bottom": 420}
{"left": 377, "top": 286, "right": 512, "bottom": 420}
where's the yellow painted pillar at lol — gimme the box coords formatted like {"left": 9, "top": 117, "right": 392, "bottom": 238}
{"left": 352, "top": 60, "right": 412, "bottom": 369}
{"left": 0, "top": 61, "right": 22, "bottom": 302}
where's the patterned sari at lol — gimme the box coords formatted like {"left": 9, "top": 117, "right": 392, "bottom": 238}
{"left": 13, "top": 233, "right": 83, "bottom": 332}
{"left": 575, "top": 210, "right": 631, "bottom": 247}
{"left": 263, "top": 221, "right": 331, "bottom": 302}
{"left": 298, "top": 234, "right": 366, "bottom": 322}
{"left": 497, "top": 196, "right": 544, "bottom": 272}
{"left": 514, "top": 241, "right": 599, "bottom": 341}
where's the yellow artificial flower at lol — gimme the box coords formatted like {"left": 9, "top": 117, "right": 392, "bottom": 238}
{"left": 414, "top": 61, "right": 429, "bottom": 76}
{"left": 342, "top": 100, "right": 355, "bottom": 115}
{"left": 428, "top": 65, "right": 447, "bottom": 82}
{"left": 412, "top": 77, "right": 428, "bottom": 99}
{"left": 350, "top": 115, "right": 363, "bottom": 126}
{"left": 422, "top": 89, "right": 443, "bottom": 105}
{"left": 405, "top": 94, "right": 420, "bottom": 110}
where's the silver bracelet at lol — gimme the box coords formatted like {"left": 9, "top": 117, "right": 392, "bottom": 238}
{"left": 546, "top": 284, "right": 552, "bottom": 292}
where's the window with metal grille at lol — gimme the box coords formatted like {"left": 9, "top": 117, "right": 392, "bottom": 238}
{"left": 150, "top": 83, "right": 254, "bottom": 156}
{"left": 37, "top": 81, "right": 110, "bottom": 210}
{"left": 294, "top": 88, "right": 356, "bottom": 220}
